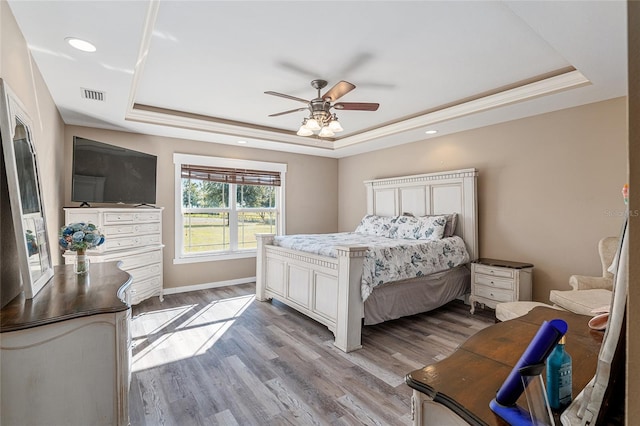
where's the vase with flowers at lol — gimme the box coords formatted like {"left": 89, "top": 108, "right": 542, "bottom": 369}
{"left": 59, "top": 222, "right": 105, "bottom": 274}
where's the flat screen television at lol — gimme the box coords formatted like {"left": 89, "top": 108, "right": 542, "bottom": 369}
{"left": 72, "top": 136, "right": 157, "bottom": 205}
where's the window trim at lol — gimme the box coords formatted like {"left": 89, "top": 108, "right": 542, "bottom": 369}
{"left": 173, "top": 153, "right": 286, "bottom": 263}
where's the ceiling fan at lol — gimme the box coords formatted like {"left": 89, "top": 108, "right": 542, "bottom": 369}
{"left": 265, "top": 79, "right": 380, "bottom": 137}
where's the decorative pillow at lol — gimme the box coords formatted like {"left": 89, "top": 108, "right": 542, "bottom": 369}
{"left": 355, "top": 215, "right": 393, "bottom": 237}
{"left": 355, "top": 214, "right": 446, "bottom": 240}
{"left": 414, "top": 215, "right": 447, "bottom": 240}
{"left": 390, "top": 215, "right": 421, "bottom": 239}
{"left": 423, "top": 213, "right": 458, "bottom": 238}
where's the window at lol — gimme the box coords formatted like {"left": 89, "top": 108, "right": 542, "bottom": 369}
{"left": 174, "top": 154, "right": 286, "bottom": 263}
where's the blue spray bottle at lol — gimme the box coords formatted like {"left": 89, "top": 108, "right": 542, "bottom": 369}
{"left": 546, "top": 335, "right": 572, "bottom": 411}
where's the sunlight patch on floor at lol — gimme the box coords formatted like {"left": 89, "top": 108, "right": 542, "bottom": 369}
{"left": 131, "top": 304, "right": 196, "bottom": 339}
{"left": 131, "top": 294, "right": 254, "bottom": 371}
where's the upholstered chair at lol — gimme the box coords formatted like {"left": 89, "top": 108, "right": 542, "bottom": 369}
{"left": 549, "top": 236, "right": 619, "bottom": 316}
{"left": 568, "top": 236, "right": 619, "bottom": 291}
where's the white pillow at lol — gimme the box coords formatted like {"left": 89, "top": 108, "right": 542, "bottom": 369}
{"left": 355, "top": 215, "right": 393, "bottom": 237}
{"left": 355, "top": 214, "right": 446, "bottom": 240}
{"left": 391, "top": 215, "right": 421, "bottom": 239}
{"left": 414, "top": 215, "right": 447, "bottom": 240}
{"left": 423, "top": 213, "right": 458, "bottom": 237}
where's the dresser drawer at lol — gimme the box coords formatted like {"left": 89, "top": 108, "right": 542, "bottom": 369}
{"left": 103, "top": 236, "right": 141, "bottom": 251}
{"left": 474, "top": 264, "right": 514, "bottom": 278}
{"left": 102, "top": 234, "right": 162, "bottom": 252}
{"left": 130, "top": 276, "right": 163, "bottom": 305}
{"left": 127, "top": 263, "right": 162, "bottom": 282}
{"left": 103, "top": 211, "right": 161, "bottom": 224}
{"left": 118, "top": 249, "right": 162, "bottom": 270}
{"left": 474, "top": 285, "right": 514, "bottom": 303}
{"left": 474, "top": 274, "right": 514, "bottom": 290}
{"left": 103, "top": 222, "right": 161, "bottom": 238}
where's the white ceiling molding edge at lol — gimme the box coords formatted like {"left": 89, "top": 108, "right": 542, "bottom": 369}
{"left": 332, "top": 70, "right": 590, "bottom": 149}
{"left": 125, "top": 105, "right": 335, "bottom": 150}
{"left": 125, "top": 0, "right": 160, "bottom": 119}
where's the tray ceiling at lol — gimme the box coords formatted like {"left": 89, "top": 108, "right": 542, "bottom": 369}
{"left": 8, "top": 1, "right": 627, "bottom": 158}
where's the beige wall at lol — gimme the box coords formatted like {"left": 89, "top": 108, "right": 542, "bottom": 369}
{"left": 338, "top": 98, "right": 627, "bottom": 303}
{"left": 1, "top": 1, "right": 65, "bottom": 265}
{"left": 64, "top": 126, "right": 338, "bottom": 289}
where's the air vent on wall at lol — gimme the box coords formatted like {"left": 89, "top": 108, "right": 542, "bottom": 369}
{"left": 81, "top": 88, "right": 105, "bottom": 101}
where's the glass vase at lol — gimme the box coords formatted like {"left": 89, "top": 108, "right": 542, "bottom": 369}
{"left": 74, "top": 250, "right": 90, "bottom": 275}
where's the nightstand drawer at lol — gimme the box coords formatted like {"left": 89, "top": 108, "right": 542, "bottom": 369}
{"left": 474, "top": 274, "right": 514, "bottom": 290}
{"left": 474, "top": 264, "right": 514, "bottom": 278}
{"left": 474, "top": 285, "right": 514, "bottom": 303}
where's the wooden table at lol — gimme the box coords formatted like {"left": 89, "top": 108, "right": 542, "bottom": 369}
{"left": 406, "top": 307, "right": 603, "bottom": 426}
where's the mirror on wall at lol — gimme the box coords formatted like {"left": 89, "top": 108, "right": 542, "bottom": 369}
{"left": 0, "top": 79, "right": 53, "bottom": 299}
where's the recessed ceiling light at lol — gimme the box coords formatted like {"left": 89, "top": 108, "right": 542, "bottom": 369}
{"left": 237, "top": 140, "right": 247, "bottom": 144}
{"left": 65, "top": 37, "right": 96, "bottom": 52}
{"left": 425, "top": 130, "right": 438, "bottom": 135}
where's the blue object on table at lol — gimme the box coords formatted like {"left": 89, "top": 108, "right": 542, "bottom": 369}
{"left": 490, "top": 399, "right": 536, "bottom": 425}
{"left": 495, "top": 319, "right": 568, "bottom": 406}
{"left": 490, "top": 319, "right": 568, "bottom": 424}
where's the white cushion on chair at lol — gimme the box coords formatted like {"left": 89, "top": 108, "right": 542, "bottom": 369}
{"left": 495, "top": 301, "right": 559, "bottom": 322}
{"left": 549, "top": 289, "right": 612, "bottom": 316}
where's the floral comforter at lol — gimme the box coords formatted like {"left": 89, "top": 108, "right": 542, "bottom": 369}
{"left": 273, "top": 232, "right": 470, "bottom": 301}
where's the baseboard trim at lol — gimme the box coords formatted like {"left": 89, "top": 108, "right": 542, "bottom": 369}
{"left": 163, "top": 276, "right": 256, "bottom": 295}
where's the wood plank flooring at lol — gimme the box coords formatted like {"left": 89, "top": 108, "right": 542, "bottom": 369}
{"left": 129, "top": 284, "right": 495, "bottom": 426}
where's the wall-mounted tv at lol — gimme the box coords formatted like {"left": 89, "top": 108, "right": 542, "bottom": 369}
{"left": 72, "top": 136, "right": 157, "bottom": 205}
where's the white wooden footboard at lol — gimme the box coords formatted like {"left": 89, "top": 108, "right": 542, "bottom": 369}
{"left": 256, "top": 233, "right": 367, "bottom": 352}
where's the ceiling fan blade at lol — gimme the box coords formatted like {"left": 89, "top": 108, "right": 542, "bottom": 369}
{"left": 322, "top": 80, "right": 356, "bottom": 101}
{"left": 333, "top": 102, "right": 380, "bottom": 111}
{"left": 268, "top": 107, "right": 309, "bottom": 117}
{"left": 264, "top": 91, "right": 309, "bottom": 104}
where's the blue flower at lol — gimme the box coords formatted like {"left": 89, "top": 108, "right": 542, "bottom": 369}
{"left": 59, "top": 222, "right": 105, "bottom": 252}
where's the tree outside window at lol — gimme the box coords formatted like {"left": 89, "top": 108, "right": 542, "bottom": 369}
{"left": 174, "top": 154, "right": 285, "bottom": 262}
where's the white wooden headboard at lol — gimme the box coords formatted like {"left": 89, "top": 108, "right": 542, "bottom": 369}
{"left": 364, "top": 168, "right": 478, "bottom": 261}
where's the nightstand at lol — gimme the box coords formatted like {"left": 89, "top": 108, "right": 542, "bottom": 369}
{"left": 470, "top": 258, "right": 533, "bottom": 314}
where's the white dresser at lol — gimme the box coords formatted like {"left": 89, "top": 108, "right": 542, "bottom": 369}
{"left": 64, "top": 207, "right": 164, "bottom": 305}
{"left": 1, "top": 263, "right": 132, "bottom": 425}
{"left": 469, "top": 258, "right": 533, "bottom": 314}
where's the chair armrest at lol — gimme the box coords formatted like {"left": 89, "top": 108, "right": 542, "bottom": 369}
{"left": 569, "top": 275, "right": 614, "bottom": 291}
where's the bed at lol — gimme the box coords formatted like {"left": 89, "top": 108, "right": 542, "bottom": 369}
{"left": 256, "top": 168, "right": 478, "bottom": 352}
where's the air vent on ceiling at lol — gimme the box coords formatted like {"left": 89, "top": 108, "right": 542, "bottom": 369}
{"left": 81, "top": 88, "right": 105, "bottom": 101}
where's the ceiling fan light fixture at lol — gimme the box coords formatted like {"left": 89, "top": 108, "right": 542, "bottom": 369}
{"left": 305, "top": 118, "right": 321, "bottom": 131}
{"left": 266, "top": 79, "right": 380, "bottom": 138}
{"left": 328, "top": 115, "right": 343, "bottom": 132}
{"left": 318, "top": 126, "right": 335, "bottom": 138}
{"left": 297, "top": 125, "right": 313, "bottom": 136}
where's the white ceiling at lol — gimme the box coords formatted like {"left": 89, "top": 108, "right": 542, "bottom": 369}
{"left": 8, "top": 1, "right": 627, "bottom": 158}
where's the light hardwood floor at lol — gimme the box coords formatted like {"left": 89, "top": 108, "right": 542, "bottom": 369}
{"left": 129, "top": 283, "right": 494, "bottom": 426}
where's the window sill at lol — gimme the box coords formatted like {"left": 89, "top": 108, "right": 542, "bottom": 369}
{"left": 173, "top": 250, "right": 256, "bottom": 264}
